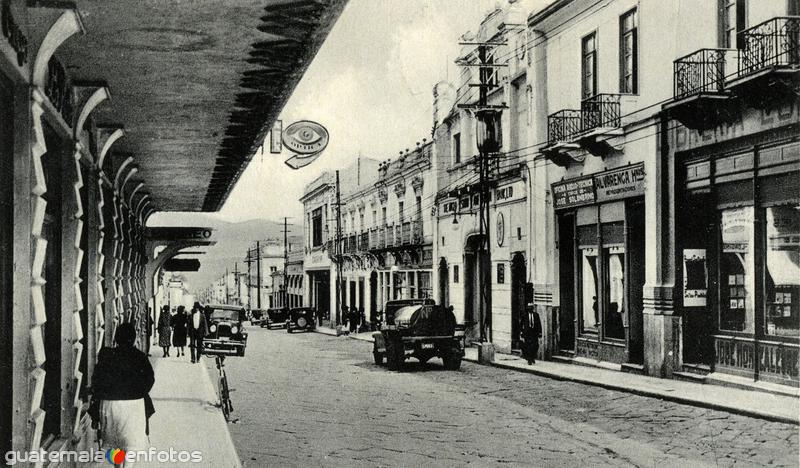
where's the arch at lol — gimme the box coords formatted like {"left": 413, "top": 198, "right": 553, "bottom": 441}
{"left": 32, "top": 9, "right": 84, "bottom": 88}
{"left": 96, "top": 126, "right": 124, "bottom": 171}
{"left": 127, "top": 182, "right": 145, "bottom": 208}
{"left": 113, "top": 156, "right": 135, "bottom": 192}
{"left": 73, "top": 83, "right": 109, "bottom": 140}
{"left": 438, "top": 257, "right": 449, "bottom": 307}
{"left": 510, "top": 252, "right": 527, "bottom": 350}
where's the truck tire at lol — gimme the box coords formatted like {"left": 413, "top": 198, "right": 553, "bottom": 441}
{"left": 373, "top": 352, "right": 384, "bottom": 365}
{"left": 386, "top": 339, "right": 401, "bottom": 371}
{"left": 443, "top": 352, "right": 462, "bottom": 370}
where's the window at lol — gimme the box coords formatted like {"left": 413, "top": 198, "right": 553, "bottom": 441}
{"left": 721, "top": 0, "right": 746, "bottom": 49}
{"left": 381, "top": 206, "right": 387, "bottom": 225}
{"left": 419, "top": 272, "right": 432, "bottom": 298}
{"left": 619, "top": 9, "right": 638, "bottom": 94}
{"left": 719, "top": 207, "right": 755, "bottom": 332}
{"left": 582, "top": 33, "right": 597, "bottom": 99}
{"left": 497, "top": 263, "right": 505, "bottom": 284}
{"left": 312, "top": 207, "right": 323, "bottom": 247}
{"left": 359, "top": 209, "right": 364, "bottom": 231}
{"left": 453, "top": 133, "right": 461, "bottom": 164}
{"left": 372, "top": 209, "right": 377, "bottom": 227}
{"left": 398, "top": 201, "right": 404, "bottom": 222}
{"left": 580, "top": 247, "right": 599, "bottom": 332}
{"left": 764, "top": 205, "right": 799, "bottom": 337}
{"left": 270, "top": 266, "right": 277, "bottom": 273}
{"left": 416, "top": 196, "right": 422, "bottom": 218}
{"left": 453, "top": 265, "right": 460, "bottom": 283}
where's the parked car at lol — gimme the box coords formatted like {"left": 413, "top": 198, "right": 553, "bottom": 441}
{"left": 249, "top": 309, "right": 266, "bottom": 327}
{"left": 372, "top": 299, "right": 463, "bottom": 371}
{"left": 286, "top": 307, "right": 317, "bottom": 333}
{"left": 265, "top": 307, "right": 289, "bottom": 328}
{"left": 202, "top": 304, "right": 248, "bottom": 357}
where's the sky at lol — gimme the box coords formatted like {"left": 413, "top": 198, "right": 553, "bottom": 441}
{"left": 152, "top": 0, "right": 497, "bottom": 226}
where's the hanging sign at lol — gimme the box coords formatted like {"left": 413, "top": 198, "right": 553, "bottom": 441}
{"left": 496, "top": 212, "right": 505, "bottom": 246}
{"left": 683, "top": 249, "right": 707, "bottom": 307}
{"left": 282, "top": 120, "right": 329, "bottom": 169}
{"left": 270, "top": 120, "right": 282, "bottom": 154}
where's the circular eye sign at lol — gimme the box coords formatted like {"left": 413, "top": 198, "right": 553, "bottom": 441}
{"left": 282, "top": 120, "right": 329, "bottom": 155}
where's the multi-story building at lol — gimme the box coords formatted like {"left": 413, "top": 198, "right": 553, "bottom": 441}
{"left": 432, "top": 2, "right": 533, "bottom": 350}
{"left": 301, "top": 158, "right": 380, "bottom": 325}
{"left": 338, "top": 142, "right": 436, "bottom": 327}
{"left": 525, "top": 0, "right": 798, "bottom": 386}
{"left": 269, "top": 237, "right": 304, "bottom": 309}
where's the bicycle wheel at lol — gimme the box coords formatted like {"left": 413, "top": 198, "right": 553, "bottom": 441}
{"left": 221, "top": 370, "right": 234, "bottom": 416}
{"left": 218, "top": 374, "right": 231, "bottom": 421}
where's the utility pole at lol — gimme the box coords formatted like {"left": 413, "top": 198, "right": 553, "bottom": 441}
{"left": 256, "top": 241, "right": 262, "bottom": 309}
{"left": 457, "top": 37, "right": 506, "bottom": 343}
{"left": 335, "top": 170, "right": 343, "bottom": 327}
{"left": 234, "top": 262, "right": 239, "bottom": 305}
{"left": 245, "top": 248, "right": 252, "bottom": 309}
{"left": 282, "top": 217, "right": 293, "bottom": 309}
{"left": 225, "top": 268, "right": 229, "bottom": 305}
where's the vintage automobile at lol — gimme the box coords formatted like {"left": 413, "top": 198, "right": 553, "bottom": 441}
{"left": 265, "top": 307, "right": 290, "bottom": 329}
{"left": 202, "top": 304, "right": 248, "bottom": 357}
{"left": 372, "top": 299, "right": 464, "bottom": 371}
{"left": 286, "top": 307, "right": 317, "bottom": 333}
{"left": 249, "top": 309, "right": 266, "bottom": 327}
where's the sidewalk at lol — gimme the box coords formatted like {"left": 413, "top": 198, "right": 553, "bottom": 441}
{"left": 315, "top": 326, "right": 800, "bottom": 425}
{"left": 143, "top": 350, "right": 241, "bottom": 467}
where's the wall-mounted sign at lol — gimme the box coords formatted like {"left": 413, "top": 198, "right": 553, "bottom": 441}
{"left": 282, "top": 120, "right": 329, "bottom": 169}
{"left": 552, "top": 163, "right": 647, "bottom": 210}
{"left": 496, "top": 212, "right": 505, "bottom": 247}
{"left": 594, "top": 163, "right": 645, "bottom": 203}
{"left": 164, "top": 258, "right": 201, "bottom": 272}
{"left": 683, "top": 249, "right": 707, "bottom": 307}
{"left": 552, "top": 176, "right": 595, "bottom": 210}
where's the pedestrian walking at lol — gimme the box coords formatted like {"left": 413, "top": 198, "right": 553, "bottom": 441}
{"left": 89, "top": 323, "right": 155, "bottom": 464}
{"left": 522, "top": 307, "right": 542, "bottom": 365}
{"left": 341, "top": 305, "right": 349, "bottom": 334}
{"left": 171, "top": 305, "right": 188, "bottom": 357}
{"left": 157, "top": 305, "right": 172, "bottom": 357}
{"left": 188, "top": 303, "right": 208, "bottom": 363}
{"left": 349, "top": 306, "right": 360, "bottom": 334}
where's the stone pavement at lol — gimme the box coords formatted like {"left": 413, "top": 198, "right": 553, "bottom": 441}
{"left": 316, "top": 326, "right": 800, "bottom": 425}
{"left": 140, "top": 350, "right": 241, "bottom": 467}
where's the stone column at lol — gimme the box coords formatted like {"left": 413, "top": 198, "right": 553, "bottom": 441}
{"left": 642, "top": 117, "right": 681, "bottom": 377}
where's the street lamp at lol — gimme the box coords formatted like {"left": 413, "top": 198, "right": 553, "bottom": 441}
{"left": 475, "top": 109, "right": 502, "bottom": 153}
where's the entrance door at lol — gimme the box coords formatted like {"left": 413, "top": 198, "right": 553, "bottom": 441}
{"left": 510, "top": 253, "right": 526, "bottom": 350}
{"left": 438, "top": 258, "right": 449, "bottom": 306}
{"left": 357, "top": 279, "right": 364, "bottom": 315}
{"left": 558, "top": 213, "right": 576, "bottom": 352}
{"left": 0, "top": 71, "right": 14, "bottom": 458}
{"left": 369, "top": 272, "right": 377, "bottom": 324}
{"left": 464, "top": 235, "right": 487, "bottom": 342}
{"left": 626, "top": 199, "right": 645, "bottom": 364}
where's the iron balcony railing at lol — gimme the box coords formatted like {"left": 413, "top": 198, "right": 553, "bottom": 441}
{"left": 739, "top": 16, "right": 800, "bottom": 77}
{"left": 547, "top": 109, "right": 582, "bottom": 146}
{"left": 580, "top": 93, "right": 621, "bottom": 133}
{"left": 673, "top": 48, "right": 729, "bottom": 99}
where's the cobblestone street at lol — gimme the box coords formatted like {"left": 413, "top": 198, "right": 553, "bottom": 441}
{"left": 216, "top": 328, "right": 799, "bottom": 467}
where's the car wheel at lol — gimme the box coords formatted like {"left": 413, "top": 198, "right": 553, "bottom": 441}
{"left": 373, "top": 352, "right": 384, "bottom": 365}
{"left": 237, "top": 347, "right": 245, "bottom": 357}
{"left": 386, "top": 340, "right": 399, "bottom": 371}
{"left": 443, "top": 352, "right": 462, "bottom": 370}
{"left": 287, "top": 326, "right": 293, "bottom": 333}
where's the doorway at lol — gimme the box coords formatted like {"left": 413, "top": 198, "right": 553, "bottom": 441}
{"left": 369, "top": 271, "right": 377, "bottom": 325}
{"left": 626, "top": 199, "right": 645, "bottom": 364}
{"left": 464, "top": 234, "right": 487, "bottom": 342}
{"left": 510, "top": 252, "right": 526, "bottom": 350}
{"left": 558, "top": 213, "right": 576, "bottom": 352}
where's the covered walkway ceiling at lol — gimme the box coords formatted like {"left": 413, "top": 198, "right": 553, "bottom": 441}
{"left": 57, "top": 0, "right": 347, "bottom": 212}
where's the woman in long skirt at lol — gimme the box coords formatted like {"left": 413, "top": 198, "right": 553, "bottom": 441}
{"left": 171, "top": 306, "right": 188, "bottom": 357}
{"left": 157, "top": 305, "right": 172, "bottom": 357}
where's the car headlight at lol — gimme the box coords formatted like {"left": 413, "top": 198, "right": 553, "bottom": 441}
{"left": 396, "top": 319, "right": 410, "bottom": 329}
{"left": 231, "top": 325, "right": 239, "bottom": 334}
{"left": 209, "top": 324, "right": 217, "bottom": 333}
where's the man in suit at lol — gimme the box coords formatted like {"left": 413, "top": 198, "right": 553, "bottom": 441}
{"left": 522, "top": 306, "right": 542, "bottom": 365}
{"left": 188, "top": 302, "right": 208, "bottom": 363}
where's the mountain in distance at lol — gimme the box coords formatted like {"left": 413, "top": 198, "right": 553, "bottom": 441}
{"left": 151, "top": 215, "right": 300, "bottom": 295}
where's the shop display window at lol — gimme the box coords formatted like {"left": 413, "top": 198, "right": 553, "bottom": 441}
{"left": 580, "top": 247, "right": 599, "bottom": 332}
{"left": 765, "top": 205, "right": 800, "bottom": 337}
{"left": 719, "top": 207, "right": 755, "bottom": 333}
{"left": 604, "top": 246, "right": 626, "bottom": 339}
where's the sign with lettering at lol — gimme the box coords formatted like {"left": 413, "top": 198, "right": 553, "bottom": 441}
{"left": 145, "top": 227, "right": 212, "bottom": 241}
{"left": 594, "top": 163, "right": 645, "bottom": 203}
{"left": 683, "top": 249, "right": 707, "bottom": 307}
{"left": 163, "top": 258, "right": 201, "bottom": 272}
{"left": 672, "top": 101, "right": 799, "bottom": 152}
{"left": 552, "top": 176, "right": 595, "bottom": 210}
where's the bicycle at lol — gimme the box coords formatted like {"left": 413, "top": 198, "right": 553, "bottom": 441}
{"left": 214, "top": 355, "right": 234, "bottom": 421}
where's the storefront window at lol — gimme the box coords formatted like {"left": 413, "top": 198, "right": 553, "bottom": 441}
{"left": 604, "top": 246, "right": 626, "bottom": 339}
{"left": 719, "top": 207, "right": 755, "bottom": 333}
{"left": 765, "top": 205, "right": 800, "bottom": 337}
{"left": 581, "top": 247, "right": 599, "bottom": 332}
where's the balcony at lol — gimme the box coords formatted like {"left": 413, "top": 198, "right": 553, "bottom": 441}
{"left": 727, "top": 16, "right": 800, "bottom": 105}
{"left": 663, "top": 48, "right": 738, "bottom": 130}
{"left": 544, "top": 94, "right": 624, "bottom": 166}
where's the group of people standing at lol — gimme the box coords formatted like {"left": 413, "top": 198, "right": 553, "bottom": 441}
{"left": 156, "top": 302, "right": 208, "bottom": 363}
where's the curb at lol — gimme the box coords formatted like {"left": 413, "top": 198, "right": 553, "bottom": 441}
{"left": 198, "top": 357, "right": 244, "bottom": 468}
{"left": 308, "top": 332, "right": 798, "bottom": 425}
{"left": 464, "top": 356, "right": 799, "bottom": 426}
